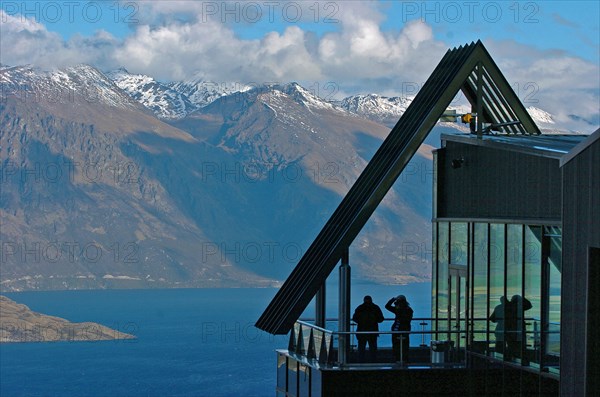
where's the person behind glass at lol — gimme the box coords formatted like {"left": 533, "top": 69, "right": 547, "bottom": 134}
{"left": 352, "top": 295, "right": 384, "bottom": 363}
{"left": 505, "top": 295, "right": 532, "bottom": 361}
{"left": 385, "top": 295, "right": 413, "bottom": 363}
{"left": 489, "top": 296, "right": 509, "bottom": 356}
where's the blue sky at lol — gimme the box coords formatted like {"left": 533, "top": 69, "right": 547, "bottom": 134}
{"left": 1, "top": 1, "right": 599, "bottom": 130}
{"left": 4, "top": 1, "right": 597, "bottom": 61}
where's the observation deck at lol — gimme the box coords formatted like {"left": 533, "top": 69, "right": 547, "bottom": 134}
{"left": 275, "top": 318, "right": 558, "bottom": 397}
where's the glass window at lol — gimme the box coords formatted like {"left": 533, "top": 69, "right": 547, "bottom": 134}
{"left": 310, "top": 368, "right": 321, "bottom": 397}
{"left": 437, "top": 222, "right": 449, "bottom": 334}
{"left": 298, "top": 364, "right": 310, "bottom": 397}
{"left": 431, "top": 223, "right": 438, "bottom": 332}
{"left": 456, "top": 222, "right": 561, "bottom": 373}
{"left": 546, "top": 228, "right": 562, "bottom": 363}
{"left": 277, "top": 354, "right": 287, "bottom": 391}
{"left": 287, "top": 359, "right": 297, "bottom": 396}
{"left": 451, "top": 223, "right": 468, "bottom": 266}
{"left": 524, "top": 226, "right": 542, "bottom": 367}
{"left": 472, "top": 223, "right": 488, "bottom": 349}
{"left": 506, "top": 225, "right": 524, "bottom": 363}
{"left": 488, "top": 224, "right": 505, "bottom": 357}
{"left": 506, "top": 224, "right": 523, "bottom": 299}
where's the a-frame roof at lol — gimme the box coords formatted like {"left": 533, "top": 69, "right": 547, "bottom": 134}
{"left": 256, "top": 40, "right": 540, "bottom": 335}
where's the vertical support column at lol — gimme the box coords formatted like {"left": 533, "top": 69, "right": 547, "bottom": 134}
{"left": 338, "top": 248, "right": 351, "bottom": 365}
{"left": 315, "top": 283, "right": 326, "bottom": 328}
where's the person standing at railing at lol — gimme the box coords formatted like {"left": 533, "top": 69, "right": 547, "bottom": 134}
{"left": 385, "top": 295, "right": 413, "bottom": 364}
{"left": 505, "top": 295, "right": 532, "bottom": 362}
{"left": 490, "top": 295, "right": 532, "bottom": 361}
{"left": 490, "top": 296, "right": 509, "bottom": 356}
{"left": 352, "top": 295, "right": 384, "bottom": 363}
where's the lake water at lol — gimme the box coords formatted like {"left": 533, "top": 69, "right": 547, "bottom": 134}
{"left": 1, "top": 283, "right": 430, "bottom": 397}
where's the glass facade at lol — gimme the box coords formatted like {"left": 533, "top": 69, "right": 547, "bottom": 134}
{"left": 524, "top": 226, "right": 542, "bottom": 367}
{"left": 471, "top": 223, "right": 488, "bottom": 352}
{"left": 432, "top": 221, "right": 562, "bottom": 373}
{"left": 436, "top": 222, "right": 449, "bottom": 334}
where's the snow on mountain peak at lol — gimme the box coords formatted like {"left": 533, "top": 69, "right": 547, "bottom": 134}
{"left": 105, "top": 67, "right": 257, "bottom": 119}
{"left": 339, "top": 94, "right": 557, "bottom": 129}
{"left": 338, "top": 94, "right": 415, "bottom": 126}
{"left": 1, "top": 64, "right": 138, "bottom": 110}
{"left": 259, "top": 82, "right": 338, "bottom": 113}
{"left": 107, "top": 68, "right": 194, "bottom": 119}
{"left": 527, "top": 106, "right": 555, "bottom": 124}
{"left": 340, "top": 93, "right": 414, "bottom": 117}
{"left": 169, "top": 79, "right": 252, "bottom": 110}
{"left": 0, "top": 62, "right": 560, "bottom": 130}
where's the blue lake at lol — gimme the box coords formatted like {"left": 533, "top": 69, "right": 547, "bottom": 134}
{"left": 1, "top": 283, "right": 430, "bottom": 397}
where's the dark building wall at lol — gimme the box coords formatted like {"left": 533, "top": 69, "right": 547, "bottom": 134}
{"left": 560, "top": 136, "right": 600, "bottom": 397}
{"left": 435, "top": 141, "right": 562, "bottom": 221}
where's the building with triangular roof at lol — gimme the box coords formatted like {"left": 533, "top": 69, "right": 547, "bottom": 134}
{"left": 256, "top": 41, "right": 599, "bottom": 396}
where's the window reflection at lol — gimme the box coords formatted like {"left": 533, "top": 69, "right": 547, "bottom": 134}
{"left": 451, "top": 223, "right": 468, "bottom": 266}
{"left": 472, "top": 223, "right": 488, "bottom": 350}
{"left": 524, "top": 226, "right": 542, "bottom": 367}
{"left": 437, "top": 222, "right": 449, "bottom": 334}
{"left": 432, "top": 222, "right": 561, "bottom": 374}
{"left": 432, "top": 223, "right": 437, "bottom": 332}
{"left": 489, "top": 224, "right": 505, "bottom": 357}
{"left": 506, "top": 225, "right": 524, "bottom": 363}
{"left": 545, "top": 228, "right": 562, "bottom": 367}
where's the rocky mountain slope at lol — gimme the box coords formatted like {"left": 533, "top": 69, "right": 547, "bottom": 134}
{"left": 1, "top": 65, "right": 275, "bottom": 291}
{"left": 4, "top": 63, "right": 563, "bottom": 291}
{"left": 0, "top": 295, "right": 135, "bottom": 342}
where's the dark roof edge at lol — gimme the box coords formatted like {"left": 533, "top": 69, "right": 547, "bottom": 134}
{"left": 440, "top": 132, "right": 580, "bottom": 160}
{"left": 559, "top": 128, "right": 600, "bottom": 167}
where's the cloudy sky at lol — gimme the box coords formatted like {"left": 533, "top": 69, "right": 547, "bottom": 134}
{"left": 1, "top": 1, "right": 599, "bottom": 130}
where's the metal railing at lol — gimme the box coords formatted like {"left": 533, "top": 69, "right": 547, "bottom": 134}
{"left": 289, "top": 318, "right": 465, "bottom": 367}
{"left": 287, "top": 317, "right": 560, "bottom": 370}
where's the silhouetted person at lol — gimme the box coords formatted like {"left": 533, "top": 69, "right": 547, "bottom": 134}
{"left": 352, "top": 295, "right": 384, "bottom": 362}
{"left": 490, "top": 296, "right": 509, "bottom": 356}
{"left": 385, "top": 295, "right": 413, "bottom": 363}
{"left": 505, "top": 295, "right": 532, "bottom": 361}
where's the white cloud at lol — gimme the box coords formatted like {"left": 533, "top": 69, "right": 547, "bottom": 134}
{"left": 0, "top": 10, "right": 119, "bottom": 69}
{"left": 1, "top": 3, "right": 598, "bottom": 132}
{"left": 486, "top": 40, "right": 600, "bottom": 131}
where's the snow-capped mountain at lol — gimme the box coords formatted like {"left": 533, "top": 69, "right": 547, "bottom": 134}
{"left": 101, "top": 67, "right": 560, "bottom": 131}
{"left": 106, "top": 69, "right": 339, "bottom": 120}
{"left": 526, "top": 106, "right": 555, "bottom": 125}
{"left": 339, "top": 93, "right": 473, "bottom": 128}
{"left": 106, "top": 68, "right": 255, "bottom": 119}
{"left": 107, "top": 68, "right": 195, "bottom": 120}
{"left": 339, "top": 94, "right": 414, "bottom": 126}
{"left": 169, "top": 78, "right": 252, "bottom": 109}
{"left": 2, "top": 62, "right": 581, "bottom": 292}
{"left": 1, "top": 64, "right": 140, "bottom": 111}
{"left": 1, "top": 64, "right": 437, "bottom": 290}
{"left": 339, "top": 93, "right": 557, "bottom": 129}
{"left": 271, "top": 82, "right": 339, "bottom": 112}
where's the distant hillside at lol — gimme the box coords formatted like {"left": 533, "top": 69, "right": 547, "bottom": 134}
{"left": 0, "top": 295, "right": 135, "bottom": 342}
{"left": 3, "top": 63, "right": 530, "bottom": 291}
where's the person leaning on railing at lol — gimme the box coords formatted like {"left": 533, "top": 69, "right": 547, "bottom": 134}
{"left": 385, "top": 295, "right": 414, "bottom": 363}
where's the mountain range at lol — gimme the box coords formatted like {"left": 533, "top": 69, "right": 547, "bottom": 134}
{"left": 0, "top": 64, "right": 560, "bottom": 291}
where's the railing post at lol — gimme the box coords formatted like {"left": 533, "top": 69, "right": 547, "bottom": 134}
{"left": 420, "top": 321, "right": 428, "bottom": 347}
{"left": 338, "top": 248, "right": 351, "bottom": 365}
